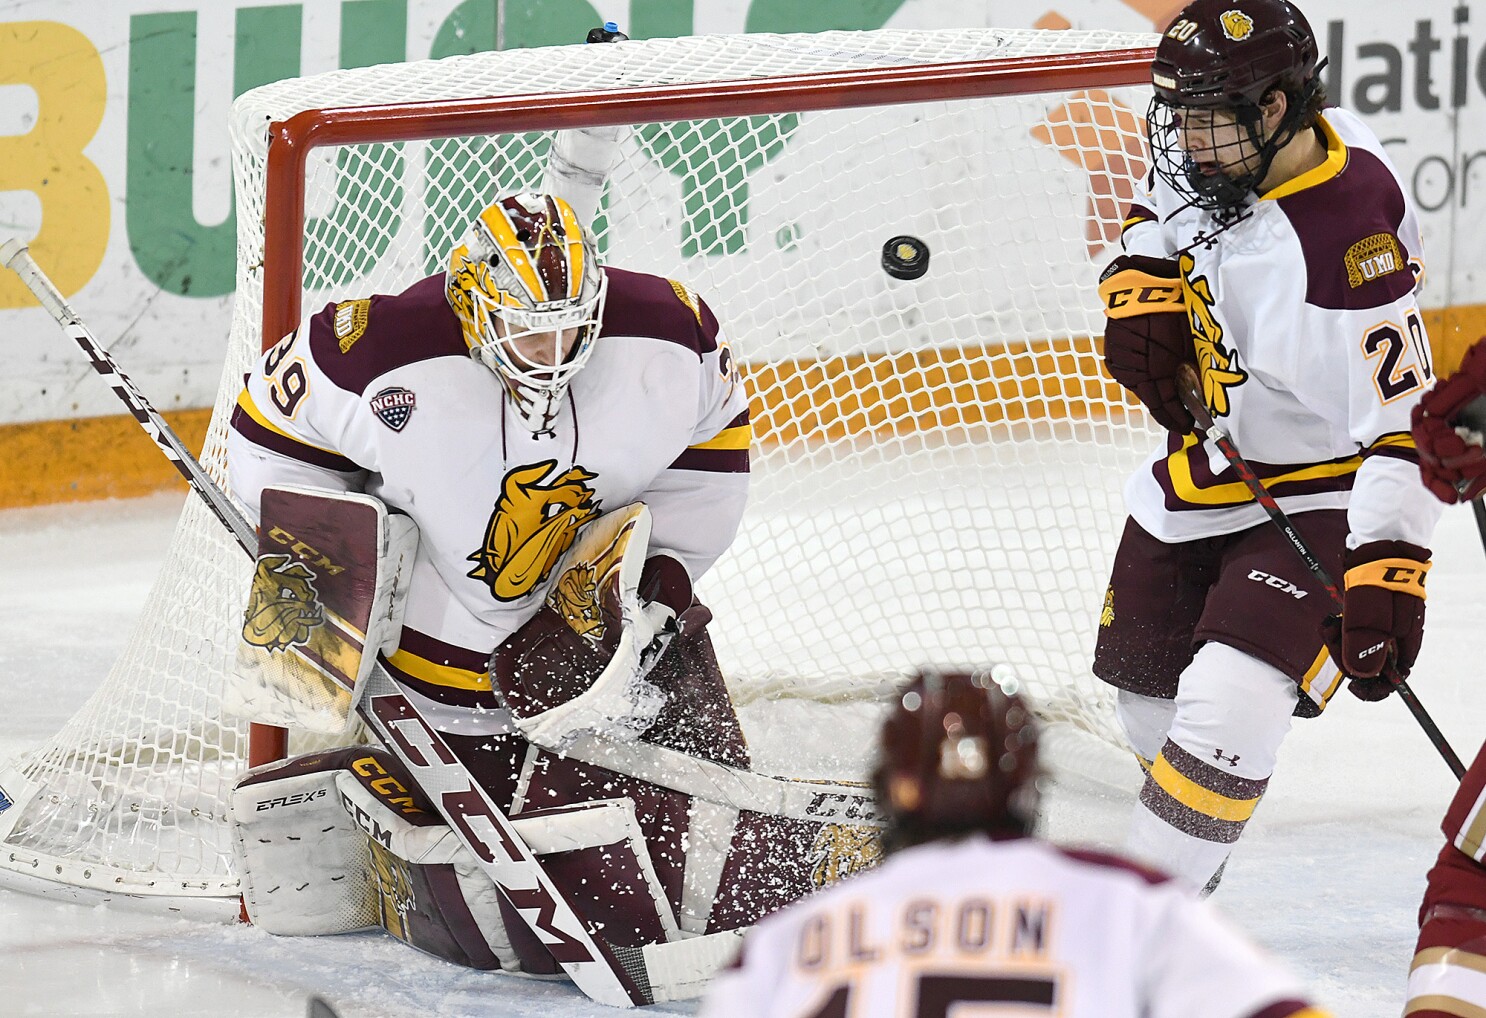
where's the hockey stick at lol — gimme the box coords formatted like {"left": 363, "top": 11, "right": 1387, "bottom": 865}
{"left": 0, "top": 239, "right": 259, "bottom": 555}
{"left": 0, "top": 241, "right": 657, "bottom": 1006}
{"left": 1175, "top": 363, "right": 1465, "bottom": 779}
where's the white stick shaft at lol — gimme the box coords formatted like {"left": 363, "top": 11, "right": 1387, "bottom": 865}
{"left": 0, "top": 239, "right": 258, "bottom": 554}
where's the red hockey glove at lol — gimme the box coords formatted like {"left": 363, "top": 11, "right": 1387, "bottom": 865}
{"left": 1321, "top": 540, "right": 1430, "bottom": 701}
{"left": 1099, "top": 254, "right": 1196, "bottom": 434}
{"left": 1413, "top": 337, "right": 1486, "bottom": 504}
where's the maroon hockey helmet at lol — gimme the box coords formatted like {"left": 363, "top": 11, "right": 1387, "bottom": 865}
{"left": 1151, "top": 0, "right": 1319, "bottom": 109}
{"left": 872, "top": 669, "right": 1040, "bottom": 851}
{"left": 1146, "top": 0, "right": 1325, "bottom": 213}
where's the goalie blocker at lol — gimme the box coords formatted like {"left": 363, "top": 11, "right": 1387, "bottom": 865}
{"left": 230, "top": 486, "right": 880, "bottom": 998}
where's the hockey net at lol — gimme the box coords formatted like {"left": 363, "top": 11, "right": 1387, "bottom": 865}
{"left": 0, "top": 28, "right": 1157, "bottom": 911}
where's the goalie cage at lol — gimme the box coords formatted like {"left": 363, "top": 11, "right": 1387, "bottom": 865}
{"left": 0, "top": 26, "right": 1159, "bottom": 914}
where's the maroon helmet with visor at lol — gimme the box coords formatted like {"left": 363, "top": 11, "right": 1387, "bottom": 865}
{"left": 872, "top": 668, "right": 1040, "bottom": 853}
{"left": 1146, "top": 0, "right": 1325, "bottom": 214}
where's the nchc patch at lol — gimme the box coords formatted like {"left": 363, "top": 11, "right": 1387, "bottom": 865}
{"left": 369, "top": 386, "right": 417, "bottom": 431}
{"left": 333, "top": 298, "right": 371, "bottom": 353}
{"left": 0, "top": 782, "right": 11, "bottom": 812}
{"left": 1344, "top": 233, "right": 1405, "bottom": 288}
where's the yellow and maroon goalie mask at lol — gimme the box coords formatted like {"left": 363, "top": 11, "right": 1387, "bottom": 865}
{"left": 446, "top": 193, "right": 607, "bottom": 433}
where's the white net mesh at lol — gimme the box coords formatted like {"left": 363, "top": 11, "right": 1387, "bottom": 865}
{"left": 0, "top": 27, "right": 1158, "bottom": 907}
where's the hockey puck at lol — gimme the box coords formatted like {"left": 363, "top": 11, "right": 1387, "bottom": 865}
{"left": 882, "top": 235, "right": 930, "bottom": 281}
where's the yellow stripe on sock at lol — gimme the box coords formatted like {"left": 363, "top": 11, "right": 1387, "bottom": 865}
{"left": 1149, "top": 754, "right": 1261, "bottom": 823}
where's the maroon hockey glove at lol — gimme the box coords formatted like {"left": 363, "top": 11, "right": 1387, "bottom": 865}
{"left": 1098, "top": 254, "right": 1195, "bottom": 434}
{"left": 1413, "top": 337, "right": 1486, "bottom": 504}
{"left": 1321, "top": 540, "right": 1430, "bottom": 701}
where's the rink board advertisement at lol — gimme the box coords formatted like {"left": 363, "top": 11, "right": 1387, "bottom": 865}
{"left": 0, "top": 0, "right": 1482, "bottom": 504}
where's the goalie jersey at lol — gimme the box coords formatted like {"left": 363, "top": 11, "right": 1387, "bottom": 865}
{"left": 227, "top": 267, "right": 750, "bottom": 729}
{"left": 1119, "top": 107, "right": 1441, "bottom": 547}
{"left": 699, "top": 835, "right": 1325, "bottom": 1018}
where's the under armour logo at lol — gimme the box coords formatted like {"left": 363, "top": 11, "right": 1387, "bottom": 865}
{"left": 1213, "top": 749, "right": 1241, "bottom": 768}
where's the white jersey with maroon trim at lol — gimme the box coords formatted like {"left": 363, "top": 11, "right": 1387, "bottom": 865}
{"left": 1118, "top": 107, "right": 1442, "bottom": 548}
{"left": 698, "top": 835, "right": 1325, "bottom": 1018}
{"left": 228, "top": 266, "right": 749, "bottom": 729}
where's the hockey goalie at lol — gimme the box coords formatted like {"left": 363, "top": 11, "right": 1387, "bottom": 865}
{"left": 223, "top": 192, "right": 879, "bottom": 1003}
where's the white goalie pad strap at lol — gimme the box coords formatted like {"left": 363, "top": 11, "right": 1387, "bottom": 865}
{"left": 513, "top": 503, "right": 669, "bottom": 748}
{"left": 230, "top": 485, "right": 417, "bottom": 733}
{"left": 644, "top": 931, "right": 746, "bottom": 1004}
{"left": 232, "top": 761, "right": 378, "bottom": 936}
{"left": 678, "top": 801, "right": 740, "bottom": 935}
{"left": 556, "top": 732, "right": 883, "bottom": 827}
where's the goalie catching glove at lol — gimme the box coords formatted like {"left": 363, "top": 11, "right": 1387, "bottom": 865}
{"left": 1099, "top": 254, "right": 1196, "bottom": 434}
{"left": 1322, "top": 540, "right": 1430, "bottom": 701}
{"left": 491, "top": 502, "right": 703, "bottom": 750}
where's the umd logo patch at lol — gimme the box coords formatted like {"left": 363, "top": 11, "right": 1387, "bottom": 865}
{"left": 370, "top": 386, "right": 417, "bottom": 431}
{"left": 1344, "top": 234, "right": 1406, "bottom": 288}
{"left": 1220, "top": 10, "right": 1254, "bottom": 41}
{"left": 333, "top": 299, "right": 370, "bottom": 353}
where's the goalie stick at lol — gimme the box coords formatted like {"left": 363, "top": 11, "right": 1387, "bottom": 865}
{"left": 0, "top": 239, "right": 258, "bottom": 555}
{"left": 1175, "top": 363, "right": 1465, "bottom": 780}
{"left": 0, "top": 238, "right": 688, "bottom": 1006}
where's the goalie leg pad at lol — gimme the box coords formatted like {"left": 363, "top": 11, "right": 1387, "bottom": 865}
{"left": 233, "top": 748, "right": 382, "bottom": 937}
{"left": 516, "top": 748, "right": 693, "bottom": 924}
{"left": 233, "top": 747, "right": 521, "bottom": 972}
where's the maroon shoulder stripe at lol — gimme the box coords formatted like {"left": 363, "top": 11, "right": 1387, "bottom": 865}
{"left": 230, "top": 404, "right": 361, "bottom": 473}
{"left": 668, "top": 446, "right": 750, "bottom": 473}
{"left": 1247, "top": 999, "right": 1319, "bottom": 1018}
{"left": 1053, "top": 846, "right": 1171, "bottom": 886}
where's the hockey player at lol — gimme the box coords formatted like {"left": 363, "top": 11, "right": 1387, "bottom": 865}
{"left": 224, "top": 193, "right": 877, "bottom": 993}
{"left": 1402, "top": 340, "right": 1486, "bottom": 1017}
{"left": 1094, "top": 0, "right": 1442, "bottom": 892}
{"left": 697, "top": 669, "right": 1329, "bottom": 1018}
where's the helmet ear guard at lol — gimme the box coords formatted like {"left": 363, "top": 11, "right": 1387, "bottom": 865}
{"left": 445, "top": 193, "right": 607, "bottom": 434}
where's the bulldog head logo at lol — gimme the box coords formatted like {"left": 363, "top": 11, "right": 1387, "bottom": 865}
{"left": 548, "top": 563, "right": 605, "bottom": 642}
{"left": 242, "top": 553, "right": 324, "bottom": 652}
{"left": 467, "top": 459, "right": 601, "bottom": 602}
{"left": 807, "top": 823, "right": 883, "bottom": 888}
{"left": 1220, "top": 9, "right": 1254, "bottom": 41}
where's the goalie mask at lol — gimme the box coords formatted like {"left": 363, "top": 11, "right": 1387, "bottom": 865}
{"left": 872, "top": 669, "right": 1040, "bottom": 853}
{"left": 1146, "top": 0, "right": 1324, "bottom": 215}
{"left": 446, "top": 193, "right": 608, "bottom": 434}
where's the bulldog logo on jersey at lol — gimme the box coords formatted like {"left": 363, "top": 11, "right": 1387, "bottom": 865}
{"left": 1180, "top": 254, "right": 1248, "bottom": 417}
{"left": 1219, "top": 10, "right": 1254, "bottom": 41}
{"left": 369, "top": 387, "right": 417, "bottom": 431}
{"left": 242, "top": 553, "right": 324, "bottom": 652}
{"left": 808, "top": 824, "right": 882, "bottom": 888}
{"left": 467, "top": 460, "right": 601, "bottom": 602}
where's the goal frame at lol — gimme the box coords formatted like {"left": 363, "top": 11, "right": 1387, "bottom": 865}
{"left": 250, "top": 47, "right": 1155, "bottom": 767}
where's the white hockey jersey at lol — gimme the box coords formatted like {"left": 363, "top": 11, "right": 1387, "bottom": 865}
{"left": 698, "top": 835, "right": 1325, "bottom": 1018}
{"left": 228, "top": 267, "right": 750, "bottom": 729}
{"left": 1119, "top": 107, "right": 1441, "bottom": 547}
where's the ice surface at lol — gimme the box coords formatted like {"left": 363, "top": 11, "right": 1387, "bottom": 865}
{"left": 0, "top": 491, "right": 1479, "bottom": 1016}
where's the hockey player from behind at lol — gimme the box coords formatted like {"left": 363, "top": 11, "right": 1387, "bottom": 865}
{"left": 1094, "top": 0, "right": 1442, "bottom": 893}
{"left": 1401, "top": 340, "right": 1486, "bottom": 1018}
{"left": 698, "top": 669, "right": 1329, "bottom": 1018}
{"left": 223, "top": 193, "right": 878, "bottom": 987}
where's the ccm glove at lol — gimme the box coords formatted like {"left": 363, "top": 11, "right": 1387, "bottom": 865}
{"left": 1412, "top": 336, "right": 1486, "bottom": 504}
{"left": 1322, "top": 540, "right": 1430, "bottom": 701}
{"left": 1098, "top": 254, "right": 1196, "bottom": 433}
